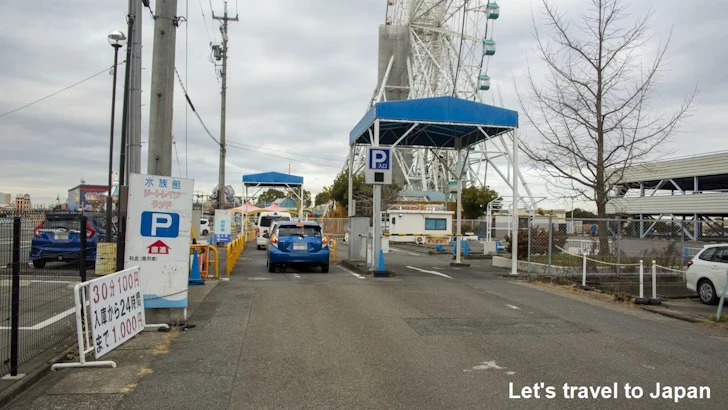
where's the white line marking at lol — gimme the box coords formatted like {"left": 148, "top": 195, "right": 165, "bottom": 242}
{"left": 506, "top": 304, "right": 521, "bottom": 310}
{"left": 338, "top": 266, "right": 364, "bottom": 279}
{"left": 406, "top": 266, "right": 452, "bottom": 278}
{"left": 0, "top": 307, "right": 75, "bottom": 331}
{"left": 406, "top": 252, "right": 419, "bottom": 256}
{"left": 293, "top": 274, "right": 300, "bottom": 278}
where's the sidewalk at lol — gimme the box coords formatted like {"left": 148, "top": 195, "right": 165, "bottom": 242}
{"left": 3, "top": 278, "right": 222, "bottom": 410}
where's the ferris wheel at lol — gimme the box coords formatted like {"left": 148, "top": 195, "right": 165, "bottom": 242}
{"left": 348, "top": 1, "right": 534, "bottom": 206}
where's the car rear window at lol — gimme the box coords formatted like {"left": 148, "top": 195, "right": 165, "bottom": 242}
{"left": 699, "top": 248, "right": 717, "bottom": 261}
{"left": 278, "top": 225, "right": 322, "bottom": 237}
{"left": 43, "top": 216, "right": 84, "bottom": 230}
{"left": 260, "top": 216, "right": 290, "bottom": 227}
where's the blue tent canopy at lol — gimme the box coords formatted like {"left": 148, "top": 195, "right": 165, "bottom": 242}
{"left": 242, "top": 172, "right": 303, "bottom": 187}
{"left": 349, "top": 96, "right": 518, "bottom": 148}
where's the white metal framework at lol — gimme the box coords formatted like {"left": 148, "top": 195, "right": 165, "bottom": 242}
{"left": 347, "top": 0, "right": 536, "bottom": 208}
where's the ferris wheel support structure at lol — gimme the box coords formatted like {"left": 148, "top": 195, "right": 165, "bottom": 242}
{"left": 345, "top": 0, "right": 537, "bottom": 209}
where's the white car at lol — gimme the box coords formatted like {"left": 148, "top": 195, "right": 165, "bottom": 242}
{"left": 685, "top": 244, "right": 728, "bottom": 304}
{"left": 256, "top": 212, "right": 292, "bottom": 250}
{"left": 200, "top": 218, "right": 211, "bottom": 236}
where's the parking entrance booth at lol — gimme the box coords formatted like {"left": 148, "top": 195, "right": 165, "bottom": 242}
{"left": 347, "top": 96, "right": 521, "bottom": 273}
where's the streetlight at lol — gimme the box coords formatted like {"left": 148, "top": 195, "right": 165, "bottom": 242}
{"left": 106, "top": 30, "right": 126, "bottom": 243}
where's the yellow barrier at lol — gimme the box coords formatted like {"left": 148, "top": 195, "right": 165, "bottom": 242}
{"left": 226, "top": 235, "right": 245, "bottom": 275}
{"left": 330, "top": 240, "right": 337, "bottom": 262}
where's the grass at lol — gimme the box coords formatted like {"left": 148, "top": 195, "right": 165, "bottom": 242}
{"left": 526, "top": 253, "right": 680, "bottom": 268}
{"left": 707, "top": 314, "right": 728, "bottom": 323}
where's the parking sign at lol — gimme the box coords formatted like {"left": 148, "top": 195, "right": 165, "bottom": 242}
{"left": 365, "top": 147, "right": 393, "bottom": 185}
{"left": 140, "top": 212, "right": 180, "bottom": 238}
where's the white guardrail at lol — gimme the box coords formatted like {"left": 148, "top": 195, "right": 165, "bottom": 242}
{"left": 52, "top": 266, "right": 169, "bottom": 370}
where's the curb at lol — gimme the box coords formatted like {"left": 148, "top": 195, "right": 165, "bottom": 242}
{"left": 341, "top": 260, "right": 396, "bottom": 277}
{"left": 0, "top": 341, "right": 76, "bottom": 409}
{"left": 639, "top": 305, "right": 707, "bottom": 324}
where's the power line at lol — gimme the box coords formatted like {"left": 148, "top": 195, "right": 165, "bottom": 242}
{"left": 226, "top": 143, "right": 341, "bottom": 169}
{"left": 0, "top": 61, "right": 125, "bottom": 119}
{"left": 173, "top": 67, "right": 220, "bottom": 145}
{"left": 196, "top": 0, "right": 213, "bottom": 44}
{"left": 225, "top": 140, "right": 341, "bottom": 162}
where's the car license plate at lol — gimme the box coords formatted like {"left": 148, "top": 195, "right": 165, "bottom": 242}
{"left": 54, "top": 232, "right": 69, "bottom": 240}
{"left": 293, "top": 242, "right": 307, "bottom": 251}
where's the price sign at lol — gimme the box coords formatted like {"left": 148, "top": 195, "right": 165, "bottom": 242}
{"left": 88, "top": 266, "right": 146, "bottom": 359}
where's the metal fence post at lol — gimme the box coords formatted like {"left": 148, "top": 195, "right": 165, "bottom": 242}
{"left": 527, "top": 214, "right": 532, "bottom": 276}
{"left": 547, "top": 216, "right": 553, "bottom": 276}
{"left": 680, "top": 219, "right": 685, "bottom": 268}
{"left": 10, "top": 217, "right": 21, "bottom": 376}
{"left": 615, "top": 215, "right": 621, "bottom": 275}
{"left": 79, "top": 216, "right": 88, "bottom": 283}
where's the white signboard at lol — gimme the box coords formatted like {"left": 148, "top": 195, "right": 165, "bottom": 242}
{"left": 89, "top": 266, "right": 145, "bottom": 359}
{"left": 214, "top": 209, "right": 232, "bottom": 243}
{"left": 125, "top": 173, "right": 194, "bottom": 309}
{"left": 364, "top": 147, "right": 392, "bottom": 184}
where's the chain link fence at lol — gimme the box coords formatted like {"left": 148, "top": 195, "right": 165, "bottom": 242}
{"left": 502, "top": 216, "right": 727, "bottom": 296}
{"left": 1, "top": 212, "right": 96, "bottom": 376}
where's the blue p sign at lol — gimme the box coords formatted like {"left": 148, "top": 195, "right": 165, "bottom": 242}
{"left": 369, "top": 148, "right": 390, "bottom": 170}
{"left": 141, "top": 212, "right": 180, "bottom": 238}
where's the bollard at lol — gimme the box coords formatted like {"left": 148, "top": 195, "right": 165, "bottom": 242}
{"left": 716, "top": 271, "right": 728, "bottom": 321}
{"left": 580, "top": 251, "right": 590, "bottom": 290}
{"left": 649, "top": 260, "right": 661, "bottom": 305}
{"left": 634, "top": 260, "right": 649, "bottom": 305}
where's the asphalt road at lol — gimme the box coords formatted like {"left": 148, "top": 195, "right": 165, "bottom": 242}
{"left": 111, "top": 244, "right": 728, "bottom": 409}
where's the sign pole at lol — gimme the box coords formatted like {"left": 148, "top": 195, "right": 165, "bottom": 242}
{"left": 372, "top": 119, "right": 381, "bottom": 271}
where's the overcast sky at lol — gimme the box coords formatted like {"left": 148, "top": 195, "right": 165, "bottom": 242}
{"left": 0, "top": 0, "right": 723, "bottom": 209}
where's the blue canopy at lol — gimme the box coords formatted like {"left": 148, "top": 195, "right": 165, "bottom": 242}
{"left": 349, "top": 96, "right": 518, "bottom": 148}
{"left": 242, "top": 171, "right": 303, "bottom": 187}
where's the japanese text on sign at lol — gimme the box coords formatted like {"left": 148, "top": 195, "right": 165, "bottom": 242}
{"left": 88, "top": 266, "right": 146, "bottom": 359}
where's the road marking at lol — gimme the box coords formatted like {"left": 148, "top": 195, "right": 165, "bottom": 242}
{"left": 0, "top": 307, "right": 75, "bottom": 331}
{"left": 337, "top": 266, "right": 364, "bottom": 279}
{"left": 465, "top": 360, "right": 508, "bottom": 372}
{"left": 506, "top": 304, "right": 521, "bottom": 310}
{"left": 293, "top": 274, "right": 301, "bottom": 278}
{"left": 406, "top": 266, "right": 452, "bottom": 278}
{"left": 406, "top": 252, "right": 420, "bottom": 256}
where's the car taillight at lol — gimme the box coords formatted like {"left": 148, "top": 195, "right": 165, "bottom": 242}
{"left": 33, "top": 221, "right": 44, "bottom": 238}
{"left": 686, "top": 260, "right": 693, "bottom": 268}
{"left": 322, "top": 235, "right": 328, "bottom": 247}
{"left": 86, "top": 220, "right": 95, "bottom": 238}
{"left": 256, "top": 227, "right": 260, "bottom": 236}
{"left": 271, "top": 235, "right": 278, "bottom": 245}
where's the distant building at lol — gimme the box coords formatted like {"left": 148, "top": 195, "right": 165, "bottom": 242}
{"left": 67, "top": 184, "right": 109, "bottom": 211}
{"left": 15, "top": 194, "right": 31, "bottom": 213}
{"left": 0, "top": 192, "right": 11, "bottom": 205}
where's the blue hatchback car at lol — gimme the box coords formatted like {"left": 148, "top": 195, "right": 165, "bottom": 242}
{"left": 266, "top": 221, "right": 330, "bottom": 273}
{"left": 30, "top": 213, "right": 110, "bottom": 268}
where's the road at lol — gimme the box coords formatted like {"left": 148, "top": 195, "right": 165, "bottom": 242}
{"left": 113, "top": 244, "right": 728, "bottom": 409}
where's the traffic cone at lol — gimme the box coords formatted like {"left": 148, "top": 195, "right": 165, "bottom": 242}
{"left": 189, "top": 249, "right": 204, "bottom": 286}
{"left": 376, "top": 249, "right": 386, "bottom": 272}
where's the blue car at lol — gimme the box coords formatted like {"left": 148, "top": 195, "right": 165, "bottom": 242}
{"left": 30, "top": 213, "right": 110, "bottom": 268}
{"left": 266, "top": 221, "right": 330, "bottom": 273}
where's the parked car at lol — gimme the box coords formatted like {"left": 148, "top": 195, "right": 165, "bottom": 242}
{"left": 256, "top": 212, "right": 292, "bottom": 250}
{"left": 265, "top": 221, "right": 329, "bottom": 273}
{"left": 200, "top": 218, "right": 211, "bottom": 236}
{"left": 685, "top": 244, "right": 728, "bottom": 304}
{"left": 29, "top": 212, "right": 110, "bottom": 269}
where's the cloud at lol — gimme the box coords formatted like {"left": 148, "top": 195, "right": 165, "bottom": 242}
{"left": 0, "top": 0, "right": 724, "bottom": 214}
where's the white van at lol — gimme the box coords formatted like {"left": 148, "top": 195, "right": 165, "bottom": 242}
{"left": 256, "top": 212, "right": 292, "bottom": 250}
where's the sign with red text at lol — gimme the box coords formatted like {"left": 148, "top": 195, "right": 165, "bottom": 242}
{"left": 89, "top": 266, "right": 145, "bottom": 359}
{"left": 125, "top": 173, "right": 194, "bottom": 309}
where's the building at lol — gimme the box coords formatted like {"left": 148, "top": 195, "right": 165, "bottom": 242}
{"left": 607, "top": 152, "right": 728, "bottom": 240}
{"left": 0, "top": 192, "right": 11, "bottom": 206}
{"left": 67, "top": 184, "right": 109, "bottom": 211}
{"left": 15, "top": 194, "right": 31, "bottom": 213}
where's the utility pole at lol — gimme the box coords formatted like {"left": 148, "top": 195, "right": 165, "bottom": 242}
{"left": 128, "top": 0, "right": 144, "bottom": 178}
{"left": 147, "top": 0, "right": 179, "bottom": 177}
{"left": 213, "top": 1, "right": 238, "bottom": 210}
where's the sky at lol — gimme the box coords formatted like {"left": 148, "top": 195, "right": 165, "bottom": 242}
{"left": 0, "top": 0, "right": 724, "bottom": 210}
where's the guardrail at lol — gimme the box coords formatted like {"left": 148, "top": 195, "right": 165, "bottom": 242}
{"left": 226, "top": 235, "right": 245, "bottom": 275}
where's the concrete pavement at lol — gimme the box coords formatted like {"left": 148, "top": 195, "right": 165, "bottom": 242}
{"left": 6, "top": 243, "right": 728, "bottom": 409}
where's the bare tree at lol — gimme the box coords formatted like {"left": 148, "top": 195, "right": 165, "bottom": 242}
{"left": 516, "top": 0, "right": 696, "bottom": 253}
